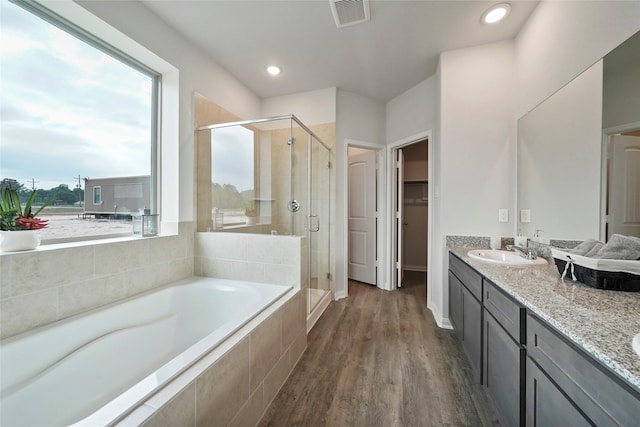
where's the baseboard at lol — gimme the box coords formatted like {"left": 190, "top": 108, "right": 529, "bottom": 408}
{"left": 427, "top": 301, "right": 453, "bottom": 329}
{"left": 404, "top": 265, "right": 427, "bottom": 272}
{"left": 307, "top": 291, "right": 332, "bottom": 333}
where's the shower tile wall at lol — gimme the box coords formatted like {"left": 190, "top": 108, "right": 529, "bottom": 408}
{"left": 194, "top": 233, "right": 309, "bottom": 289}
{"left": 0, "top": 222, "right": 195, "bottom": 339}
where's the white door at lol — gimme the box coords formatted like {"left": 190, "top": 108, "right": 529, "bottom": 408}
{"left": 348, "top": 150, "right": 377, "bottom": 285}
{"left": 396, "top": 149, "right": 405, "bottom": 288}
{"left": 608, "top": 135, "right": 640, "bottom": 239}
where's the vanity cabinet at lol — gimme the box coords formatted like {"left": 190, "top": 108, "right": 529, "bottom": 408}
{"left": 448, "top": 253, "right": 483, "bottom": 383}
{"left": 527, "top": 314, "right": 640, "bottom": 427}
{"left": 449, "top": 251, "right": 640, "bottom": 427}
{"left": 483, "top": 280, "right": 525, "bottom": 427}
{"left": 525, "top": 357, "right": 591, "bottom": 426}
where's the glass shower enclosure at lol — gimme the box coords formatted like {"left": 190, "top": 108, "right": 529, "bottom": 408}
{"left": 195, "top": 115, "right": 331, "bottom": 317}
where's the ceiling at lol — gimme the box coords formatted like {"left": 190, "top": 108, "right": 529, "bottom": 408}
{"left": 141, "top": 0, "right": 539, "bottom": 102}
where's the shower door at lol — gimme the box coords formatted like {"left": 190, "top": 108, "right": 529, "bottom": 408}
{"left": 308, "top": 136, "right": 331, "bottom": 313}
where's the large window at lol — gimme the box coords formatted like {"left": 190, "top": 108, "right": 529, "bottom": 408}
{"left": 0, "top": 0, "right": 159, "bottom": 241}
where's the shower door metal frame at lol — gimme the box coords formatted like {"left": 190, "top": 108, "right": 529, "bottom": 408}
{"left": 197, "top": 114, "right": 332, "bottom": 299}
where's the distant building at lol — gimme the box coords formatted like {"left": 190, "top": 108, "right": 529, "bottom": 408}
{"left": 84, "top": 176, "right": 150, "bottom": 218}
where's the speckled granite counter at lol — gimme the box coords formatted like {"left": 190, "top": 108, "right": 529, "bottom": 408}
{"left": 449, "top": 247, "right": 640, "bottom": 392}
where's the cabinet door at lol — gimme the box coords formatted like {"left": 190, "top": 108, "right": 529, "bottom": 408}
{"left": 526, "top": 358, "right": 591, "bottom": 427}
{"left": 448, "top": 271, "right": 462, "bottom": 337}
{"left": 484, "top": 311, "right": 523, "bottom": 427}
{"left": 528, "top": 314, "right": 640, "bottom": 426}
{"left": 461, "top": 285, "right": 482, "bottom": 384}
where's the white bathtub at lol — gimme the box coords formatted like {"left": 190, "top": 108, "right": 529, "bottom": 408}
{"left": 0, "top": 277, "right": 292, "bottom": 427}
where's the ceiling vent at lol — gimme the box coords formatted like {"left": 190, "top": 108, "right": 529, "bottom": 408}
{"left": 330, "top": 0, "right": 370, "bottom": 28}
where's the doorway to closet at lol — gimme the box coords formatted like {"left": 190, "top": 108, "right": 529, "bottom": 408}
{"left": 393, "top": 138, "right": 429, "bottom": 302}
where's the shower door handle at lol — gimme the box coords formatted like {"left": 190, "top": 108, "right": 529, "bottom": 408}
{"left": 309, "top": 214, "right": 320, "bottom": 232}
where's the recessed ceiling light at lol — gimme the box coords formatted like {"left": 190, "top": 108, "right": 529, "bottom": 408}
{"left": 482, "top": 3, "right": 511, "bottom": 24}
{"left": 266, "top": 65, "right": 281, "bottom": 76}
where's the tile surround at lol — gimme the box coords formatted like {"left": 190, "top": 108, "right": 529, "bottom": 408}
{"left": 195, "top": 232, "right": 308, "bottom": 289}
{"left": 0, "top": 222, "right": 195, "bottom": 339}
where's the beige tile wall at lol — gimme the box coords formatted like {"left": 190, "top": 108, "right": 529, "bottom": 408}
{"left": 195, "top": 233, "right": 309, "bottom": 289}
{"left": 0, "top": 222, "right": 195, "bottom": 339}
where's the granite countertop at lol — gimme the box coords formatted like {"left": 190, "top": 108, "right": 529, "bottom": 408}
{"left": 449, "top": 246, "right": 640, "bottom": 392}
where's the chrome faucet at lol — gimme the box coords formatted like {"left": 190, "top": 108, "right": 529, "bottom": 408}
{"left": 506, "top": 244, "right": 538, "bottom": 260}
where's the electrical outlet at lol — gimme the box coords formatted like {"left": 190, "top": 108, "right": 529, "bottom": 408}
{"left": 498, "top": 209, "right": 509, "bottom": 223}
{"left": 520, "top": 209, "right": 531, "bottom": 223}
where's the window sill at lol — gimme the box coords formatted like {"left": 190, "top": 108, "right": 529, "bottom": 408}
{"left": 0, "top": 233, "right": 178, "bottom": 256}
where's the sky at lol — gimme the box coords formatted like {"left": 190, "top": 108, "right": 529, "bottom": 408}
{"left": 0, "top": 1, "right": 152, "bottom": 191}
{"left": 211, "top": 126, "right": 255, "bottom": 192}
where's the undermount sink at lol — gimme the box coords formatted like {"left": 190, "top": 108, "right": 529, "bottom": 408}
{"left": 633, "top": 334, "right": 640, "bottom": 357}
{"left": 467, "top": 249, "right": 548, "bottom": 266}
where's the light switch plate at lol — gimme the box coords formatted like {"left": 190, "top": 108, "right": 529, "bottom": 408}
{"left": 520, "top": 209, "right": 531, "bottom": 223}
{"left": 498, "top": 209, "right": 509, "bottom": 223}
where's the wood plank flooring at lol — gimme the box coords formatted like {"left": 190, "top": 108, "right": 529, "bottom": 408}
{"left": 259, "top": 275, "right": 499, "bottom": 427}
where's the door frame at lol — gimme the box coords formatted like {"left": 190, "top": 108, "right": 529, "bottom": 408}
{"left": 388, "top": 131, "right": 433, "bottom": 297}
{"left": 342, "top": 139, "right": 387, "bottom": 295}
{"left": 600, "top": 121, "right": 640, "bottom": 241}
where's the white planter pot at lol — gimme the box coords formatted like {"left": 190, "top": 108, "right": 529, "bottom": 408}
{"left": 0, "top": 230, "right": 41, "bottom": 252}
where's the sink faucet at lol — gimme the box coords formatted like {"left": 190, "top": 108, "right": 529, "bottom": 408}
{"left": 506, "top": 245, "right": 538, "bottom": 260}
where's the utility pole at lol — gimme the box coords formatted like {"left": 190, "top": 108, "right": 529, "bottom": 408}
{"left": 74, "top": 174, "right": 83, "bottom": 204}
{"left": 27, "top": 178, "right": 39, "bottom": 190}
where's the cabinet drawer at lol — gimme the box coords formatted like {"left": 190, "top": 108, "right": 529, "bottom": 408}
{"left": 484, "top": 280, "right": 524, "bottom": 343}
{"left": 527, "top": 314, "right": 640, "bottom": 426}
{"left": 449, "top": 253, "right": 482, "bottom": 300}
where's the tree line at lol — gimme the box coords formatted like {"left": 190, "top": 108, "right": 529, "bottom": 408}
{"left": 1, "top": 178, "right": 84, "bottom": 206}
{"left": 212, "top": 183, "right": 254, "bottom": 210}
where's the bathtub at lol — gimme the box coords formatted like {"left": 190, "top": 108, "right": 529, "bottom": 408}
{"left": 0, "top": 277, "right": 292, "bottom": 427}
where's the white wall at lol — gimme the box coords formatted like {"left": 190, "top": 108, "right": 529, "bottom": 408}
{"left": 76, "top": 0, "right": 262, "bottom": 223}
{"left": 433, "top": 40, "right": 516, "bottom": 325}
{"left": 516, "top": 0, "right": 640, "bottom": 118}
{"left": 336, "top": 90, "right": 386, "bottom": 296}
{"left": 386, "top": 77, "right": 437, "bottom": 144}
{"left": 261, "top": 87, "right": 336, "bottom": 125}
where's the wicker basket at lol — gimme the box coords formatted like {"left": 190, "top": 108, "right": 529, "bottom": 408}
{"left": 553, "top": 258, "right": 640, "bottom": 292}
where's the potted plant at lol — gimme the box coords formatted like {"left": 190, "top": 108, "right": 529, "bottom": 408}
{"left": 0, "top": 186, "right": 49, "bottom": 251}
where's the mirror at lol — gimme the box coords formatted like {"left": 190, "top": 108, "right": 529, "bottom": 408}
{"left": 517, "top": 30, "right": 640, "bottom": 242}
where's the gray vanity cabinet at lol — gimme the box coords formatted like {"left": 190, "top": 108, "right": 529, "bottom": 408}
{"left": 525, "top": 357, "right": 591, "bottom": 426}
{"left": 448, "top": 253, "right": 483, "bottom": 383}
{"left": 527, "top": 314, "right": 640, "bottom": 426}
{"left": 448, "top": 271, "right": 463, "bottom": 338}
{"left": 448, "top": 251, "right": 640, "bottom": 427}
{"left": 483, "top": 280, "right": 525, "bottom": 427}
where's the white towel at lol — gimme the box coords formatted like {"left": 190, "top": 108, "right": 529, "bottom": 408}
{"left": 593, "top": 234, "right": 640, "bottom": 260}
{"left": 570, "top": 238, "right": 603, "bottom": 256}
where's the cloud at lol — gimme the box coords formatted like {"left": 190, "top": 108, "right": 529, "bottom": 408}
{"left": 211, "top": 127, "right": 255, "bottom": 192}
{"left": 0, "top": 1, "right": 152, "bottom": 191}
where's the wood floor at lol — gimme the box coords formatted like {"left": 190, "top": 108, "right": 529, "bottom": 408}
{"left": 259, "top": 274, "right": 499, "bottom": 427}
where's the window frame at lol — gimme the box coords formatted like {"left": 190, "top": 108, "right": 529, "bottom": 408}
{"left": 93, "top": 186, "right": 102, "bottom": 205}
{"left": 7, "top": 0, "right": 162, "bottom": 243}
